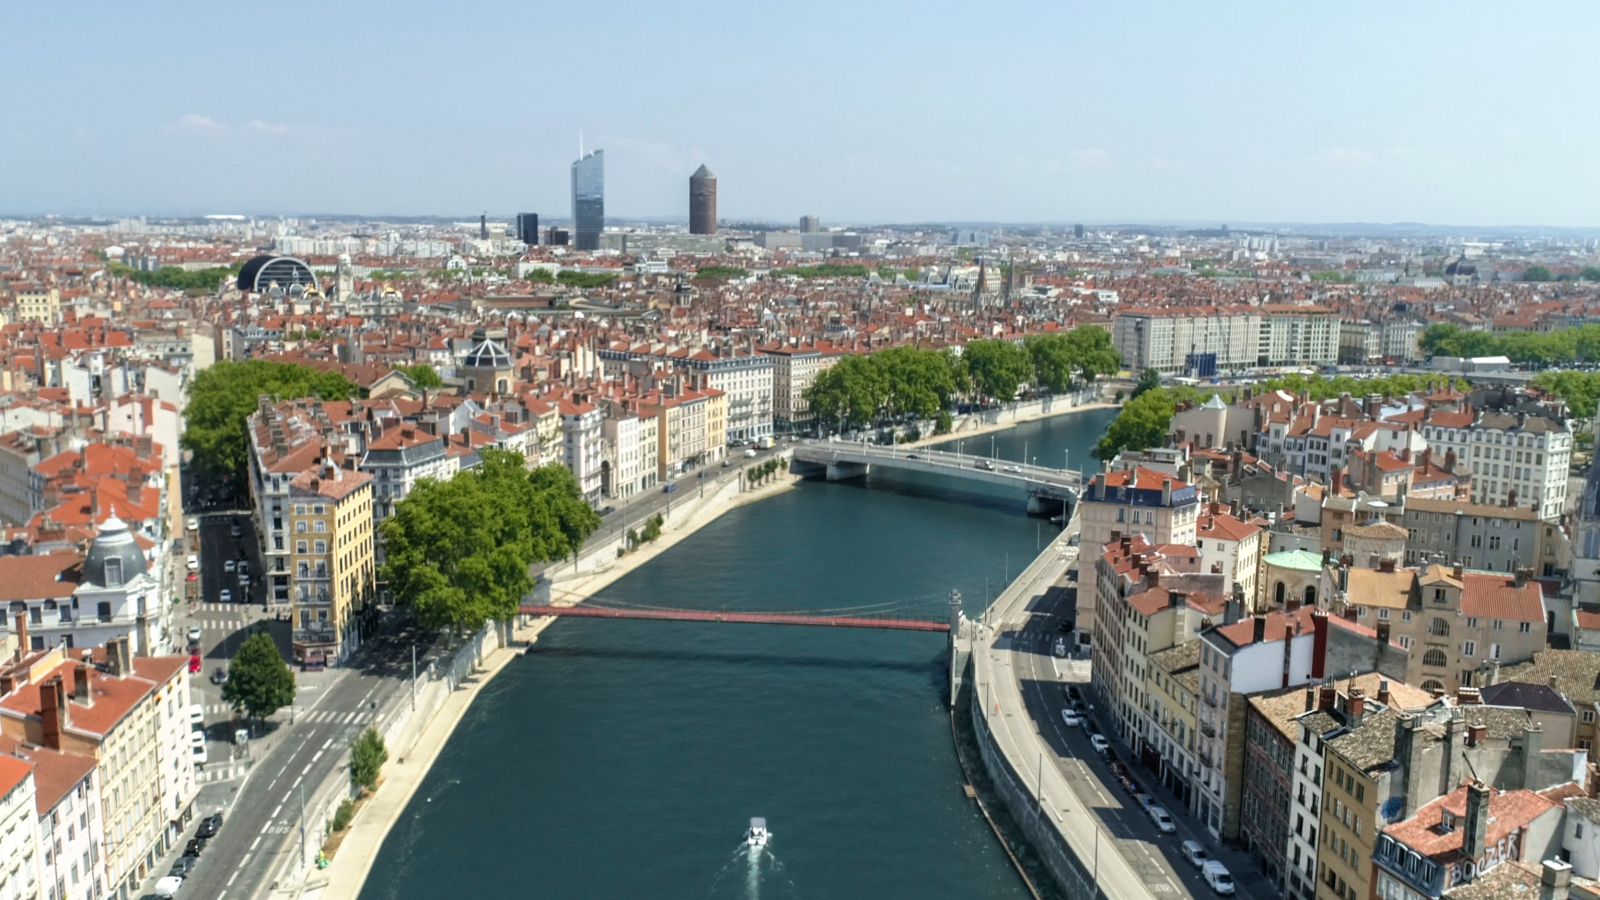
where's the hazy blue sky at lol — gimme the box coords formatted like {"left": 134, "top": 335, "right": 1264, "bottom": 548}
{"left": 4, "top": 1, "right": 1598, "bottom": 226}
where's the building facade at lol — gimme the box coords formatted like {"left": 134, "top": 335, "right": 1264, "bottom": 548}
{"left": 689, "top": 165, "right": 717, "bottom": 235}
{"left": 571, "top": 150, "right": 605, "bottom": 251}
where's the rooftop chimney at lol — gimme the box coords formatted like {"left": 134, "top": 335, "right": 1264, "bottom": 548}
{"left": 1347, "top": 688, "right": 1366, "bottom": 726}
{"left": 73, "top": 663, "right": 90, "bottom": 705}
{"left": 39, "top": 675, "right": 66, "bottom": 750}
{"left": 1377, "top": 678, "right": 1390, "bottom": 705}
{"left": 1463, "top": 782, "right": 1491, "bottom": 871}
{"left": 1457, "top": 686, "right": 1482, "bottom": 705}
{"left": 13, "top": 611, "right": 26, "bottom": 660}
{"left": 1319, "top": 684, "right": 1337, "bottom": 711}
{"left": 1541, "top": 860, "right": 1573, "bottom": 900}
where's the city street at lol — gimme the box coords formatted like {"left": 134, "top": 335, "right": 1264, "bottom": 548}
{"left": 1010, "top": 587, "right": 1273, "bottom": 900}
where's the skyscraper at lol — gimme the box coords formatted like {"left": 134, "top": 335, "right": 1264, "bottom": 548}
{"left": 479, "top": 212, "right": 488, "bottom": 240}
{"left": 516, "top": 213, "right": 540, "bottom": 246}
{"left": 800, "top": 215, "right": 821, "bottom": 233}
{"left": 571, "top": 149, "right": 604, "bottom": 251}
{"left": 689, "top": 165, "right": 717, "bottom": 235}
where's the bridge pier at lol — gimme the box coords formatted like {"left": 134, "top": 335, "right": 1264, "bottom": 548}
{"left": 789, "top": 458, "right": 827, "bottom": 479}
{"left": 825, "top": 461, "right": 870, "bottom": 482}
{"left": 1026, "top": 490, "right": 1074, "bottom": 519}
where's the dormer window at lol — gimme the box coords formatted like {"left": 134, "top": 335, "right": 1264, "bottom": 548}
{"left": 1438, "top": 810, "right": 1455, "bottom": 833}
{"left": 104, "top": 557, "right": 122, "bottom": 586}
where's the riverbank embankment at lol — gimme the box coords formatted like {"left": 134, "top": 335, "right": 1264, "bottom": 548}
{"left": 303, "top": 467, "right": 801, "bottom": 900}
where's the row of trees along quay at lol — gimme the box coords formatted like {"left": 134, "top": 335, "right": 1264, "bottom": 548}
{"left": 802, "top": 327, "right": 1119, "bottom": 435}
{"left": 1094, "top": 370, "right": 1474, "bottom": 462}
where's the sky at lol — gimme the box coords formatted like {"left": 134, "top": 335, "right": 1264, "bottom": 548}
{"left": 4, "top": 1, "right": 1599, "bottom": 227}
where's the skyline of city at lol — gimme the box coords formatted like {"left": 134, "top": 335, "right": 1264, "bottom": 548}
{"left": 6, "top": 3, "right": 1600, "bottom": 225}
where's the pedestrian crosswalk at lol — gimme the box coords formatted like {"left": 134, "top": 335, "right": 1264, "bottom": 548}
{"left": 196, "top": 603, "right": 242, "bottom": 613}
{"left": 195, "top": 762, "right": 250, "bottom": 784}
{"left": 196, "top": 619, "right": 243, "bottom": 632}
{"left": 296, "top": 709, "right": 375, "bottom": 725}
{"left": 197, "top": 704, "right": 374, "bottom": 725}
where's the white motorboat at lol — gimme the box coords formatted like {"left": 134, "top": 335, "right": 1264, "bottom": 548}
{"left": 746, "top": 817, "right": 770, "bottom": 848}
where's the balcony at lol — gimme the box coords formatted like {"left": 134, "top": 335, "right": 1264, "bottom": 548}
{"left": 293, "top": 626, "right": 338, "bottom": 646}
{"left": 1200, "top": 722, "right": 1217, "bottom": 739}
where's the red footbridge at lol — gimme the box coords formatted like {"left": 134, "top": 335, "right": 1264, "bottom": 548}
{"left": 517, "top": 604, "right": 950, "bottom": 633}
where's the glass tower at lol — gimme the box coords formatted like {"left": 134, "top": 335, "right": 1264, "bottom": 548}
{"left": 571, "top": 150, "right": 604, "bottom": 251}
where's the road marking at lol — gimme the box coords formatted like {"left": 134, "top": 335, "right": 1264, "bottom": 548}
{"left": 292, "top": 773, "right": 303, "bottom": 788}
{"left": 250, "top": 835, "right": 261, "bottom": 850}
{"left": 311, "top": 749, "right": 323, "bottom": 763}
{"left": 321, "top": 738, "right": 332, "bottom": 750}
{"left": 271, "top": 803, "right": 282, "bottom": 818}
{"left": 227, "top": 871, "right": 240, "bottom": 886}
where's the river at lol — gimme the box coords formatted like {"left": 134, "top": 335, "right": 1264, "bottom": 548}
{"left": 357, "top": 406, "right": 1118, "bottom": 900}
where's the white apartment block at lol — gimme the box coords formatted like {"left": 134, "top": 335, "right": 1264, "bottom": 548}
{"left": 1462, "top": 406, "right": 1572, "bottom": 520}
{"left": 762, "top": 341, "right": 847, "bottom": 434}
{"left": 1112, "top": 308, "right": 1261, "bottom": 375}
{"left": 0, "top": 759, "right": 40, "bottom": 900}
{"left": 1258, "top": 306, "right": 1340, "bottom": 367}
{"left": 559, "top": 399, "right": 605, "bottom": 506}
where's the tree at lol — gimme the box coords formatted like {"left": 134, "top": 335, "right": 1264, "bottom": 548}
{"left": 1025, "top": 334, "right": 1076, "bottom": 393}
{"left": 1523, "top": 265, "right": 1554, "bottom": 282}
{"left": 1581, "top": 267, "right": 1600, "bottom": 282}
{"left": 962, "top": 340, "right": 1033, "bottom": 403}
{"left": 1094, "top": 388, "right": 1177, "bottom": 460}
{"left": 693, "top": 265, "right": 747, "bottom": 281}
{"left": 1063, "top": 325, "right": 1121, "bottom": 382}
{"left": 1131, "top": 368, "right": 1163, "bottom": 399}
{"left": 183, "top": 361, "right": 360, "bottom": 482}
{"left": 641, "top": 514, "right": 663, "bottom": 542}
{"left": 875, "top": 345, "right": 957, "bottom": 419}
{"left": 381, "top": 450, "right": 600, "bottom": 634}
{"left": 350, "top": 726, "right": 388, "bottom": 793}
{"left": 935, "top": 409, "right": 953, "bottom": 435}
{"left": 399, "top": 364, "right": 442, "bottom": 388}
{"left": 222, "top": 632, "right": 295, "bottom": 722}
{"left": 805, "top": 355, "right": 887, "bottom": 431}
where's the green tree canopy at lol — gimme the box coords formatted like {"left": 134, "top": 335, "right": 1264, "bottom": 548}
{"left": 1419, "top": 322, "right": 1600, "bottom": 367}
{"left": 806, "top": 355, "right": 887, "bottom": 431}
{"left": 557, "top": 270, "right": 617, "bottom": 288}
{"left": 1095, "top": 388, "right": 1177, "bottom": 460}
{"left": 1025, "top": 327, "right": 1121, "bottom": 392}
{"left": 962, "top": 340, "right": 1033, "bottom": 403}
{"left": 183, "top": 361, "right": 360, "bottom": 481}
{"left": 350, "top": 726, "right": 388, "bottom": 793}
{"left": 1523, "top": 265, "right": 1554, "bottom": 282}
{"left": 1532, "top": 370, "right": 1600, "bottom": 419}
{"left": 693, "top": 265, "right": 748, "bottom": 281}
{"left": 399, "top": 363, "right": 443, "bottom": 388}
{"left": 108, "top": 262, "right": 237, "bottom": 291}
{"left": 771, "top": 264, "right": 870, "bottom": 279}
{"left": 380, "top": 450, "right": 601, "bottom": 634}
{"left": 1131, "top": 368, "right": 1163, "bottom": 399}
{"left": 222, "top": 632, "right": 296, "bottom": 721}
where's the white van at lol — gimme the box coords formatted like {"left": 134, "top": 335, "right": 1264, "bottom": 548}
{"left": 1203, "top": 861, "right": 1235, "bottom": 895}
{"left": 1181, "top": 839, "right": 1208, "bottom": 868}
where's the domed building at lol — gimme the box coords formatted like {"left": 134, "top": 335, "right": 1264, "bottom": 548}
{"left": 459, "top": 328, "right": 513, "bottom": 395}
{"left": 237, "top": 254, "right": 318, "bottom": 293}
{"left": 72, "top": 516, "right": 161, "bottom": 654}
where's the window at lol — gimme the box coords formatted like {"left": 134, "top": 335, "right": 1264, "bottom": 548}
{"left": 294, "top": 503, "right": 307, "bottom": 515}
{"left": 1397, "top": 635, "right": 1411, "bottom": 650}
{"left": 1493, "top": 620, "right": 1504, "bottom": 631}
{"left": 1490, "top": 643, "right": 1501, "bottom": 660}
{"left": 1433, "top": 588, "right": 1447, "bottom": 602}
{"left": 1466, "top": 617, "right": 1478, "bottom": 628}
{"left": 314, "top": 520, "right": 326, "bottom": 533}
{"left": 1520, "top": 622, "right": 1532, "bottom": 633}
{"left": 314, "top": 540, "right": 327, "bottom": 554}
{"left": 1584, "top": 711, "right": 1596, "bottom": 724}
{"left": 313, "top": 503, "right": 326, "bottom": 515}
{"left": 1462, "top": 641, "right": 1476, "bottom": 657}
{"left": 295, "top": 521, "right": 307, "bottom": 533}
{"left": 1430, "top": 618, "right": 1450, "bottom": 637}
{"left": 296, "top": 541, "right": 307, "bottom": 554}
{"left": 1423, "top": 649, "right": 1448, "bottom": 667}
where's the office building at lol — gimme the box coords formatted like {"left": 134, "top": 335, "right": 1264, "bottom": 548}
{"left": 548, "top": 228, "right": 569, "bottom": 246}
{"left": 516, "top": 213, "right": 539, "bottom": 246}
{"left": 800, "top": 215, "right": 821, "bottom": 233}
{"left": 571, "top": 150, "right": 604, "bottom": 251}
{"left": 689, "top": 165, "right": 717, "bottom": 235}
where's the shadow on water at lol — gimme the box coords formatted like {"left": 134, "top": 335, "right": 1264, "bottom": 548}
{"left": 523, "top": 643, "right": 943, "bottom": 678}
{"left": 818, "top": 468, "right": 1031, "bottom": 515}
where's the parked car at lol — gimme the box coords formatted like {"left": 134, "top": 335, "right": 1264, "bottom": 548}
{"left": 1090, "top": 733, "right": 1110, "bottom": 754}
{"left": 190, "top": 731, "right": 207, "bottom": 764}
{"left": 1182, "top": 840, "right": 1209, "bottom": 869}
{"left": 1138, "top": 795, "right": 1158, "bottom": 812}
{"left": 238, "top": 559, "right": 249, "bottom": 574}
{"left": 224, "top": 559, "right": 235, "bottom": 573}
{"left": 168, "top": 857, "right": 197, "bottom": 878}
{"left": 1203, "top": 861, "right": 1235, "bottom": 895}
{"left": 1148, "top": 806, "right": 1176, "bottom": 834}
{"left": 187, "top": 655, "right": 201, "bottom": 674}
{"left": 663, "top": 483, "right": 678, "bottom": 494}
{"left": 186, "top": 518, "right": 198, "bottom": 532}
{"left": 186, "top": 555, "right": 198, "bottom": 571}
{"left": 185, "top": 837, "right": 207, "bottom": 857}
{"left": 189, "top": 704, "right": 204, "bottom": 726}
{"left": 154, "top": 875, "right": 184, "bottom": 898}
{"left": 598, "top": 506, "right": 616, "bottom": 517}
{"left": 196, "top": 813, "right": 223, "bottom": 839}
{"left": 1061, "top": 709, "right": 1080, "bottom": 728}
{"left": 187, "top": 625, "right": 202, "bottom": 643}
{"left": 238, "top": 572, "right": 249, "bottom": 587}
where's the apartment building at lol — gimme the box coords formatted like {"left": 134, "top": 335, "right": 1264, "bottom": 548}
{"left": 1148, "top": 642, "right": 1202, "bottom": 812}
{"left": 761, "top": 341, "right": 846, "bottom": 434}
{"left": 600, "top": 403, "right": 658, "bottom": 500}
{"left": 15, "top": 287, "right": 62, "bottom": 324}
{"left": 359, "top": 423, "right": 456, "bottom": 526}
{"left": 1079, "top": 467, "right": 1201, "bottom": 651}
{"left": 1194, "top": 607, "right": 1406, "bottom": 841}
{"left": 0, "top": 638, "right": 194, "bottom": 900}
{"left": 1329, "top": 562, "right": 1547, "bottom": 695}
{"left": 1112, "top": 308, "right": 1261, "bottom": 375}
{"left": 1464, "top": 408, "right": 1571, "bottom": 520}
{"left": 1339, "top": 320, "right": 1383, "bottom": 365}
{"left": 600, "top": 344, "right": 771, "bottom": 443}
{"left": 288, "top": 461, "right": 374, "bottom": 667}
{"left": 1259, "top": 306, "right": 1340, "bottom": 367}
{"left": 1401, "top": 498, "right": 1552, "bottom": 575}
{"left": 1197, "top": 504, "right": 1263, "bottom": 609}
{"left": 558, "top": 398, "right": 604, "bottom": 506}
{"left": 1, "top": 736, "right": 105, "bottom": 900}
{"left": 0, "top": 756, "right": 40, "bottom": 900}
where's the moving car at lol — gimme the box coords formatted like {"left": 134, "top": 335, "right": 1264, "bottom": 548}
{"left": 1182, "top": 840, "right": 1209, "bottom": 869}
{"left": 1003, "top": 465, "right": 1022, "bottom": 473}
{"left": 1061, "top": 709, "right": 1080, "bottom": 728}
{"left": 219, "top": 589, "right": 231, "bottom": 603}
{"left": 196, "top": 813, "right": 223, "bottom": 839}
{"left": 975, "top": 460, "right": 995, "bottom": 471}
{"left": 1147, "top": 806, "right": 1176, "bottom": 834}
{"left": 211, "top": 667, "right": 228, "bottom": 685}
{"left": 224, "top": 559, "right": 235, "bottom": 573}
{"left": 743, "top": 448, "right": 757, "bottom": 458}
{"left": 238, "top": 572, "right": 249, "bottom": 586}
{"left": 663, "top": 483, "right": 678, "bottom": 494}
{"left": 1089, "top": 733, "right": 1110, "bottom": 754}
{"left": 189, "top": 730, "right": 207, "bottom": 763}
{"left": 1202, "top": 861, "right": 1235, "bottom": 895}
